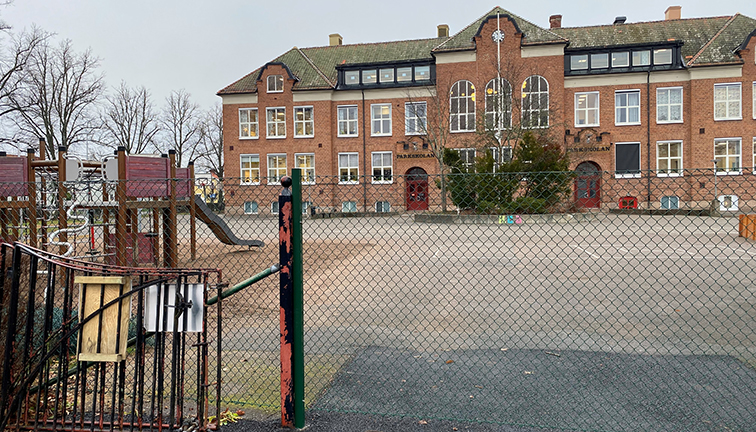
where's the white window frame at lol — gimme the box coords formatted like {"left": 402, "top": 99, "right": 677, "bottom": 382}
{"left": 267, "top": 75, "right": 283, "bottom": 93}
{"left": 267, "top": 153, "right": 287, "bottom": 184}
{"left": 371, "top": 151, "right": 393, "bottom": 184}
{"left": 455, "top": 148, "right": 476, "bottom": 173}
{"left": 338, "top": 152, "right": 359, "bottom": 184}
{"left": 522, "top": 75, "right": 549, "bottom": 129}
{"left": 753, "top": 137, "right": 756, "bottom": 174}
{"left": 375, "top": 201, "right": 391, "bottom": 212}
{"left": 614, "top": 142, "right": 641, "bottom": 179}
{"left": 714, "top": 138, "right": 742, "bottom": 175}
{"left": 240, "top": 154, "right": 260, "bottom": 185}
{"left": 753, "top": 82, "right": 755, "bottom": 120}
{"left": 450, "top": 80, "right": 476, "bottom": 132}
{"left": 271, "top": 201, "right": 280, "bottom": 214}
{"left": 656, "top": 87, "right": 683, "bottom": 124}
{"left": 342, "top": 201, "right": 357, "bottom": 213}
{"left": 615, "top": 90, "right": 641, "bottom": 126}
{"left": 337, "top": 105, "right": 358, "bottom": 137}
{"left": 243, "top": 201, "right": 259, "bottom": 214}
{"left": 656, "top": 140, "right": 683, "bottom": 177}
{"left": 713, "top": 83, "right": 741, "bottom": 121}
{"left": 294, "top": 153, "right": 315, "bottom": 185}
{"left": 293, "top": 106, "right": 314, "bottom": 138}
{"left": 371, "top": 103, "right": 392, "bottom": 136}
{"left": 266, "top": 107, "right": 286, "bottom": 138}
{"left": 661, "top": 196, "right": 679, "bottom": 210}
{"left": 238, "top": 108, "right": 259, "bottom": 139}
{"left": 485, "top": 78, "right": 512, "bottom": 131}
{"left": 405, "top": 102, "right": 427, "bottom": 135}
{"left": 574, "top": 91, "right": 600, "bottom": 127}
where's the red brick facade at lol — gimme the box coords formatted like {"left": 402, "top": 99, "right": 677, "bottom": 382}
{"left": 219, "top": 9, "right": 756, "bottom": 214}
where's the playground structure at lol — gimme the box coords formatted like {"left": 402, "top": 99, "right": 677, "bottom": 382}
{"left": 0, "top": 142, "right": 260, "bottom": 268}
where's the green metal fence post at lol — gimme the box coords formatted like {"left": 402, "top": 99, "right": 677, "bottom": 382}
{"left": 278, "top": 176, "right": 294, "bottom": 428}
{"left": 291, "top": 168, "right": 305, "bottom": 428}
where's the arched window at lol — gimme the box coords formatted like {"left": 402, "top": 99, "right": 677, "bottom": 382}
{"left": 449, "top": 80, "right": 475, "bottom": 132}
{"left": 485, "top": 78, "right": 512, "bottom": 131}
{"left": 522, "top": 75, "right": 549, "bottom": 128}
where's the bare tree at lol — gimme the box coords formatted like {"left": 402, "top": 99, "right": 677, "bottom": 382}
{"left": 160, "top": 89, "right": 200, "bottom": 167}
{"left": 0, "top": 27, "right": 48, "bottom": 121}
{"left": 100, "top": 82, "right": 160, "bottom": 154}
{"left": 10, "top": 38, "right": 104, "bottom": 159}
{"left": 195, "top": 103, "right": 223, "bottom": 178}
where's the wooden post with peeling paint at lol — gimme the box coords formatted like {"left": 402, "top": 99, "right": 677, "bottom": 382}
{"left": 278, "top": 176, "right": 295, "bottom": 427}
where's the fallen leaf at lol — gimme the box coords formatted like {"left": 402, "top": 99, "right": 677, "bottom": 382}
{"left": 524, "top": 371, "right": 533, "bottom": 375}
{"left": 500, "top": 348, "right": 508, "bottom": 351}
{"left": 418, "top": 420, "right": 428, "bottom": 425}
{"left": 475, "top": 385, "right": 483, "bottom": 389}
{"left": 446, "top": 360, "right": 454, "bottom": 364}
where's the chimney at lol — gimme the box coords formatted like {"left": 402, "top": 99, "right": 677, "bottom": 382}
{"left": 549, "top": 15, "right": 562, "bottom": 29}
{"left": 665, "top": 6, "right": 681, "bottom": 20}
{"left": 613, "top": 16, "right": 627, "bottom": 25}
{"left": 437, "top": 24, "right": 449, "bottom": 38}
{"left": 329, "top": 33, "right": 342, "bottom": 46}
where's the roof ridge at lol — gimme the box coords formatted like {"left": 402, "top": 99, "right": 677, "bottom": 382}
{"left": 295, "top": 47, "right": 334, "bottom": 88}
{"left": 556, "top": 15, "right": 733, "bottom": 30}
{"left": 299, "top": 36, "right": 446, "bottom": 51}
{"left": 434, "top": 7, "right": 496, "bottom": 51}
{"left": 688, "top": 14, "right": 739, "bottom": 66}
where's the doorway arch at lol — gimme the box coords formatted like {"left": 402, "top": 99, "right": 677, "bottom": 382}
{"left": 405, "top": 167, "right": 429, "bottom": 211}
{"left": 574, "top": 161, "right": 601, "bottom": 208}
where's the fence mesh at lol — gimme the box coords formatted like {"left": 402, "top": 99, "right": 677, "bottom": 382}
{"left": 1, "top": 168, "right": 755, "bottom": 431}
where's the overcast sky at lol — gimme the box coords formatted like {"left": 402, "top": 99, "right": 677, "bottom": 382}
{"left": 3, "top": 0, "right": 755, "bottom": 110}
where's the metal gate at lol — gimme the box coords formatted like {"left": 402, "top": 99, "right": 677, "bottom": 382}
{"left": 0, "top": 242, "right": 222, "bottom": 432}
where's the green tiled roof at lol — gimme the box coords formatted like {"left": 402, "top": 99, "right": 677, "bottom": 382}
{"left": 219, "top": 8, "right": 756, "bottom": 95}
{"left": 553, "top": 14, "right": 756, "bottom": 66}
{"left": 218, "top": 38, "right": 446, "bottom": 95}
{"left": 433, "top": 6, "right": 567, "bottom": 52}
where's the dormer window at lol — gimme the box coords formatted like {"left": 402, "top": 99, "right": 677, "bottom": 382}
{"left": 632, "top": 51, "right": 650, "bottom": 66}
{"left": 591, "top": 53, "right": 609, "bottom": 69}
{"left": 345, "top": 71, "right": 359, "bottom": 85}
{"left": 653, "top": 49, "right": 672, "bottom": 65}
{"left": 415, "top": 66, "right": 431, "bottom": 81}
{"left": 612, "top": 52, "right": 629, "bottom": 67}
{"left": 362, "top": 70, "right": 377, "bottom": 84}
{"left": 397, "top": 67, "right": 412, "bottom": 82}
{"left": 380, "top": 68, "right": 394, "bottom": 83}
{"left": 267, "top": 75, "right": 283, "bottom": 93}
{"left": 571, "top": 55, "right": 588, "bottom": 70}
{"left": 338, "top": 63, "right": 434, "bottom": 88}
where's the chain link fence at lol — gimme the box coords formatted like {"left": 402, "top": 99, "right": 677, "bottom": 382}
{"left": 2, "top": 168, "right": 755, "bottom": 431}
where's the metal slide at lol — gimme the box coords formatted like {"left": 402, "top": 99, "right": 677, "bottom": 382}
{"left": 193, "top": 195, "right": 264, "bottom": 247}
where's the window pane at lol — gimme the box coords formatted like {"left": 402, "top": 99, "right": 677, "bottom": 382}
{"left": 571, "top": 55, "right": 588, "bottom": 70}
{"left": 397, "top": 67, "right": 412, "bottom": 82}
{"left": 616, "top": 143, "right": 640, "bottom": 173}
{"left": 632, "top": 51, "right": 650, "bottom": 66}
{"left": 612, "top": 52, "right": 629, "bottom": 67}
{"left": 379, "top": 68, "right": 394, "bottom": 83}
{"left": 415, "top": 66, "right": 430, "bottom": 81}
{"left": 362, "top": 70, "right": 377, "bottom": 84}
{"left": 654, "top": 49, "right": 672, "bottom": 65}
{"left": 591, "top": 53, "right": 609, "bottom": 69}
{"left": 345, "top": 71, "right": 359, "bottom": 85}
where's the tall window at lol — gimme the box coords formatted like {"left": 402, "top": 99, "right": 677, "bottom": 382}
{"left": 338, "top": 153, "right": 359, "bottom": 184}
{"left": 522, "top": 76, "right": 549, "bottom": 128}
{"left": 450, "top": 80, "right": 475, "bottom": 132}
{"left": 455, "top": 149, "right": 476, "bottom": 173}
{"left": 485, "top": 78, "right": 512, "bottom": 130}
{"left": 657, "top": 87, "right": 683, "bottom": 123}
{"left": 575, "top": 92, "right": 599, "bottom": 127}
{"left": 337, "top": 106, "right": 358, "bottom": 137}
{"left": 371, "top": 104, "right": 392, "bottom": 136}
{"left": 714, "top": 138, "right": 741, "bottom": 175}
{"left": 753, "top": 137, "right": 756, "bottom": 172}
{"left": 615, "top": 142, "right": 641, "bottom": 178}
{"left": 405, "top": 102, "right": 427, "bottom": 135}
{"left": 244, "top": 201, "right": 259, "bottom": 214}
{"left": 267, "top": 154, "right": 287, "bottom": 184}
{"left": 266, "top": 107, "right": 286, "bottom": 138}
{"left": 714, "top": 83, "right": 741, "bottom": 120}
{"left": 240, "top": 154, "right": 260, "bottom": 184}
{"left": 267, "top": 75, "right": 283, "bottom": 93}
{"left": 295, "top": 153, "right": 315, "bottom": 184}
{"left": 657, "top": 141, "right": 682, "bottom": 176}
{"left": 239, "top": 108, "right": 258, "bottom": 138}
{"left": 753, "top": 82, "right": 755, "bottom": 119}
{"left": 615, "top": 90, "right": 640, "bottom": 125}
{"left": 490, "top": 147, "right": 512, "bottom": 172}
{"left": 372, "top": 151, "right": 393, "bottom": 183}
{"left": 294, "top": 107, "right": 314, "bottom": 137}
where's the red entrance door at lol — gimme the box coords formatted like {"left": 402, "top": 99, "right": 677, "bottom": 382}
{"left": 405, "top": 168, "right": 429, "bottom": 211}
{"left": 574, "top": 162, "right": 601, "bottom": 208}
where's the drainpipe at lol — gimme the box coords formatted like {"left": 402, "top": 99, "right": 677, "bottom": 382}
{"left": 646, "top": 71, "right": 651, "bottom": 212}
{"left": 361, "top": 90, "right": 368, "bottom": 212}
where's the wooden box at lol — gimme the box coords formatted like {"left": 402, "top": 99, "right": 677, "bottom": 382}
{"left": 76, "top": 276, "right": 132, "bottom": 362}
